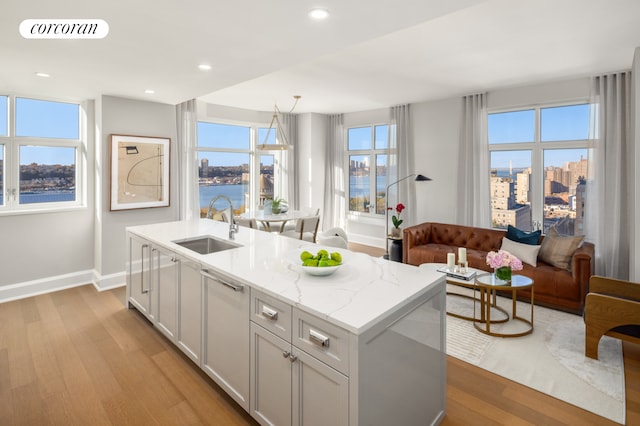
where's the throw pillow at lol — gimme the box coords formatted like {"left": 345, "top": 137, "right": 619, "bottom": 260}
{"left": 500, "top": 237, "right": 541, "bottom": 267}
{"left": 506, "top": 225, "right": 541, "bottom": 245}
{"left": 538, "top": 227, "right": 585, "bottom": 270}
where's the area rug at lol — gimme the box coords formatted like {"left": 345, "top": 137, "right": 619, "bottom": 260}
{"left": 446, "top": 284, "right": 625, "bottom": 424}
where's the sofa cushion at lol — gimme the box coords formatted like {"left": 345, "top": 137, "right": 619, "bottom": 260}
{"left": 506, "top": 225, "right": 541, "bottom": 245}
{"left": 500, "top": 237, "right": 541, "bottom": 267}
{"left": 539, "top": 227, "right": 585, "bottom": 270}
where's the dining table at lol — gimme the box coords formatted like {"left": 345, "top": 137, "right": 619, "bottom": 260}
{"left": 237, "top": 209, "right": 317, "bottom": 233}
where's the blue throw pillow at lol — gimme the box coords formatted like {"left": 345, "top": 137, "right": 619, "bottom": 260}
{"left": 506, "top": 225, "right": 541, "bottom": 245}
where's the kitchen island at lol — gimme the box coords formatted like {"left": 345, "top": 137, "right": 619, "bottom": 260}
{"left": 126, "top": 219, "right": 446, "bottom": 426}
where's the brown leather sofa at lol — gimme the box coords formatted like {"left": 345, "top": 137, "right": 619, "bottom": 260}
{"left": 403, "top": 222, "right": 594, "bottom": 314}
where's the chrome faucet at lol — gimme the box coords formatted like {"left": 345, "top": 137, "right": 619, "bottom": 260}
{"left": 207, "top": 195, "right": 239, "bottom": 240}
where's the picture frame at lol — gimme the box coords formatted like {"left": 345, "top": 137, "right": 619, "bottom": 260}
{"left": 110, "top": 134, "right": 171, "bottom": 211}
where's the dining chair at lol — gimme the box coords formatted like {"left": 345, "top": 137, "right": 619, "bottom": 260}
{"left": 281, "top": 215, "right": 320, "bottom": 243}
{"left": 279, "top": 208, "right": 320, "bottom": 233}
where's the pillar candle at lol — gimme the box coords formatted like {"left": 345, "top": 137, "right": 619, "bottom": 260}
{"left": 447, "top": 253, "right": 455, "bottom": 269}
{"left": 458, "top": 247, "right": 467, "bottom": 264}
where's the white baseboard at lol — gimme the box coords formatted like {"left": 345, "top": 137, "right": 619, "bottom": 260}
{"left": 0, "top": 270, "right": 126, "bottom": 304}
{"left": 93, "top": 270, "right": 126, "bottom": 291}
{"left": 348, "top": 233, "right": 385, "bottom": 249}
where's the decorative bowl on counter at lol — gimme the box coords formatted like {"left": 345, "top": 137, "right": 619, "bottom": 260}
{"left": 300, "top": 264, "right": 342, "bottom": 276}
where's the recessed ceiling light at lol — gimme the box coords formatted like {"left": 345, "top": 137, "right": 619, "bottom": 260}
{"left": 144, "top": 89, "right": 155, "bottom": 94}
{"left": 198, "top": 64, "right": 212, "bottom": 71}
{"left": 35, "top": 72, "right": 50, "bottom": 78}
{"left": 309, "top": 8, "right": 329, "bottom": 20}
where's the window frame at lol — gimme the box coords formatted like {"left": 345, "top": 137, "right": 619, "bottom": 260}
{"left": 346, "top": 123, "right": 393, "bottom": 220}
{"left": 487, "top": 101, "right": 591, "bottom": 233}
{"left": 0, "top": 95, "right": 86, "bottom": 215}
{"left": 196, "top": 118, "right": 284, "bottom": 216}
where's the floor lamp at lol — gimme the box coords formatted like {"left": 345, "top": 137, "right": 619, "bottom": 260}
{"left": 384, "top": 174, "right": 431, "bottom": 260}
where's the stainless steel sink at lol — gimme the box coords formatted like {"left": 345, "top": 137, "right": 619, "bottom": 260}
{"left": 173, "top": 236, "right": 241, "bottom": 254}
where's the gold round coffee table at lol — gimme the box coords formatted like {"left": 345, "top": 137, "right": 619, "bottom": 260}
{"left": 473, "top": 273, "right": 534, "bottom": 337}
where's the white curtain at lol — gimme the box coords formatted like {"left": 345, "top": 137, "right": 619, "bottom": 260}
{"left": 587, "top": 72, "right": 632, "bottom": 279}
{"left": 281, "top": 112, "right": 299, "bottom": 210}
{"left": 390, "top": 104, "right": 417, "bottom": 227}
{"left": 456, "top": 93, "right": 490, "bottom": 227}
{"left": 322, "top": 114, "right": 346, "bottom": 230}
{"left": 176, "top": 99, "right": 199, "bottom": 220}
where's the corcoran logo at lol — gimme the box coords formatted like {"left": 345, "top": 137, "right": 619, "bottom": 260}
{"left": 19, "top": 19, "right": 109, "bottom": 39}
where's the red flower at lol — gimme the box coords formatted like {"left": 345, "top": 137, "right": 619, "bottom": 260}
{"left": 395, "top": 203, "right": 405, "bottom": 214}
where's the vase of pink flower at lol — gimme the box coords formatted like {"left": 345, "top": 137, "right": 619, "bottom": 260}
{"left": 486, "top": 250, "right": 523, "bottom": 283}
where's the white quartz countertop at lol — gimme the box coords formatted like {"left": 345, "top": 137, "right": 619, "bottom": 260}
{"left": 127, "top": 219, "right": 444, "bottom": 334}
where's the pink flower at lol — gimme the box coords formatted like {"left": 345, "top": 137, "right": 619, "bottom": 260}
{"left": 486, "top": 250, "right": 523, "bottom": 271}
{"left": 389, "top": 203, "right": 406, "bottom": 229}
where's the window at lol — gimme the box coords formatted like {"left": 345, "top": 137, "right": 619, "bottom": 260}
{"left": 196, "top": 121, "right": 282, "bottom": 218}
{"left": 0, "top": 96, "right": 83, "bottom": 212}
{"left": 347, "top": 124, "right": 390, "bottom": 216}
{"left": 488, "top": 103, "right": 590, "bottom": 235}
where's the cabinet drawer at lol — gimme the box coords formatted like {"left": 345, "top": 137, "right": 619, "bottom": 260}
{"left": 293, "top": 309, "right": 349, "bottom": 375}
{"left": 250, "top": 289, "right": 292, "bottom": 341}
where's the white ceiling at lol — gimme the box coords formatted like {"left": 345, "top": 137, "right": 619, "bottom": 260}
{"left": 3, "top": 0, "right": 640, "bottom": 114}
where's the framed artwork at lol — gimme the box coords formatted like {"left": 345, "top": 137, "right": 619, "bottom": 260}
{"left": 110, "top": 134, "right": 170, "bottom": 211}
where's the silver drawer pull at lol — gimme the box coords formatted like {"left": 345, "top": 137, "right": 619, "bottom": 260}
{"left": 261, "top": 306, "right": 278, "bottom": 320}
{"left": 309, "top": 329, "right": 330, "bottom": 348}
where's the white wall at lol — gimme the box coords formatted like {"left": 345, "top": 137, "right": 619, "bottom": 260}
{"left": 95, "top": 96, "right": 179, "bottom": 287}
{"left": 297, "top": 113, "right": 327, "bottom": 220}
{"left": 411, "top": 97, "right": 461, "bottom": 225}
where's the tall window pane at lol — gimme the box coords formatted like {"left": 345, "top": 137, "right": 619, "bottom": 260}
{"left": 19, "top": 146, "right": 76, "bottom": 204}
{"left": 349, "top": 155, "right": 369, "bottom": 212}
{"left": 488, "top": 109, "right": 535, "bottom": 144}
{"left": 197, "top": 122, "right": 250, "bottom": 149}
{"left": 375, "top": 154, "right": 387, "bottom": 214}
{"left": 0, "top": 96, "right": 7, "bottom": 136}
{"left": 490, "top": 151, "right": 532, "bottom": 230}
{"left": 16, "top": 98, "right": 79, "bottom": 139}
{"left": 259, "top": 154, "right": 274, "bottom": 205}
{"left": 541, "top": 104, "right": 590, "bottom": 141}
{"left": 543, "top": 149, "right": 588, "bottom": 234}
{"left": 198, "top": 152, "right": 250, "bottom": 217}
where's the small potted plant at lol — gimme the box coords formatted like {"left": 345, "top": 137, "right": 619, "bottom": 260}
{"left": 270, "top": 197, "right": 287, "bottom": 214}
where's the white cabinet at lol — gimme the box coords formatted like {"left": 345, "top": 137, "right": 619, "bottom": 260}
{"left": 154, "top": 247, "right": 179, "bottom": 340}
{"left": 127, "top": 235, "right": 153, "bottom": 320}
{"left": 250, "top": 322, "right": 293, "bottom": 426}
{"left": 249, "top": 290, "right": 349, "bottom": 426}
{"left": 202, "top": 269, "right": 250, "bottom": 410}
{"left": 176, "top": 257, "right": 203, "bottom": 364}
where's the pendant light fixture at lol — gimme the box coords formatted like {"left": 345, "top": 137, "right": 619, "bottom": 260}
{"left": 258, "top": 95, "right": 301, "bottom": 151}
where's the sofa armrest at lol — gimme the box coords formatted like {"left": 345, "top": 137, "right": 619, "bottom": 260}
{"left": 402, "top": 223, "right": 432, "bottom": 263}
{"left": 571, "top": 242, "right": 593, "bottom": 296}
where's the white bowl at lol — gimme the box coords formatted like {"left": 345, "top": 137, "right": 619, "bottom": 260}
{"left": 300, "top": 264, "right": 342, "bottom": 276}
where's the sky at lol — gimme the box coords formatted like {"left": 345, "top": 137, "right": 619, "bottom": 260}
{"left": 488, "top": 104, "right": 591, "bottom": 168}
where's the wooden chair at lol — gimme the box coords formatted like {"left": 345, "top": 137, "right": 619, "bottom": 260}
{"left": 281, "top": 216, "right": 320, "bottom": 243}
{"left": 585, "top": 275, "right": 640, "bottom": 359}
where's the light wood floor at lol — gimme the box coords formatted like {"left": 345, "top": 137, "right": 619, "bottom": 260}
{"left": 1, "top": 247, "right": 638, "bottom": 424}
